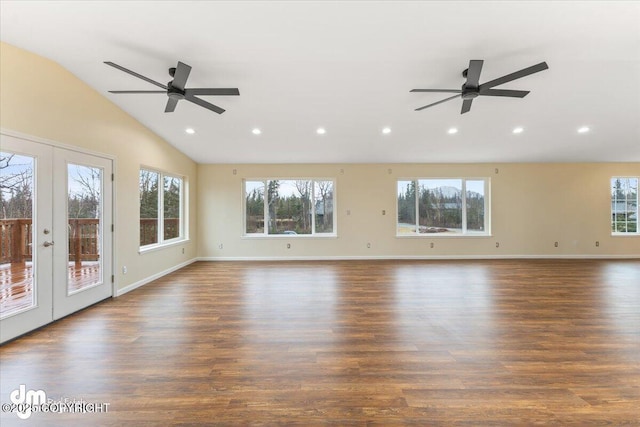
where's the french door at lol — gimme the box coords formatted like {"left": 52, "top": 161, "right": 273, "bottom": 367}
{"left": 0, "top": 134, "right": 113, "bottom": 343}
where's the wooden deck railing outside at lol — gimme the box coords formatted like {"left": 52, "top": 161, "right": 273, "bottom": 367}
{"left": 1, "top": 218, "right": 100, "bottom": 265}
{"left": 140, "top": 218, "right": 179, "bottom": 245}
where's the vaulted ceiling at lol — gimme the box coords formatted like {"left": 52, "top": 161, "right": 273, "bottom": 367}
{"left": 1, "top": 1, "right": 639, "bottom": 163}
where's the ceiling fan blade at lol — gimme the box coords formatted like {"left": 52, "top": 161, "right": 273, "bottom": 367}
{"left": 461, "top": 99, "right": 473, "bottom": 114}
{"left": 410, "top": 89, "right": 462, "bottom": 93}
{"left": 479, "top": 89, "right": 530, "bottom": 98}
{"left": 415, "top": 94, "right": 460, "bottom": 111}
{"left": 185, "top": 94, "right": 225, "bottom": 114}
{"left": 171, "top": 61, "right": 191, "bottom": 91}
{"left": 465, "top": 60, "right": 484, "bottom": 88}
{"left": 479, "top": 61, "right": 549, "bottom": 90}
{"left": 165, "top": 97, "right": 179, "bottom": 113}
{"left": 108, "top": 90, "right": 166, "bottom": 94}
{"left": 185, "top": 88, "right": 240, "bottom": 96}
{"left": 104, "top": 61, "right": 167, "bottom": 90}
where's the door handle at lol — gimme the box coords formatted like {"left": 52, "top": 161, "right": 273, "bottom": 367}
{"left": 43, "top": 241, "right": 54, "bottom": 247}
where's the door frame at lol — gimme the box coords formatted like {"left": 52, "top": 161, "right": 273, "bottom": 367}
{"left": 1, "top": 129, "right": 117, "bottom": 341}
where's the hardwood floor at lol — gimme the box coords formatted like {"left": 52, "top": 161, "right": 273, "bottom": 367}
{"left": 1, "top": 259, "right": 639, "bottom": 426}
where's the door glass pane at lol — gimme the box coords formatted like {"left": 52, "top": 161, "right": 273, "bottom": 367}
{"left": 163, "top": 175, "right": 181, "bottom": 240}
{"left": 67, "top": 164, "right": 102, "bottom": 294}
{"left": 0, "top": 152, "right": 35, "bottom": 318}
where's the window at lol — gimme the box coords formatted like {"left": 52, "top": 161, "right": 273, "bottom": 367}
{"left": 244, "top": 179, "right": 335, "bottom": 236}
{"left": 611, "top": 177, "right": 638, "bottom": 234}
{"left": 140, "top": 168, "right": 185, "bottom": 248}
{"left": 397, "top": 178, "right": 489, "bottom": 236}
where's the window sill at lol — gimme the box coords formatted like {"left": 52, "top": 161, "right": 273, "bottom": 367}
{"left": 396, "top": 233, "right": 492, "bottom": 239}
{"left": 242, "top": 234, "right": 338, "bottom": 239}
{"left": 139, "top": 238, "right": 190, "bottom": 254}
{"left": 611, "top": 233, "right": 639, "bottom": 237}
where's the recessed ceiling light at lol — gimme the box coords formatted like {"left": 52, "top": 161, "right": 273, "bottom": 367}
{"left": 316, "top": 127, "right": 326, "bottom": 135}
{"left": 512, "top": 127, "right": 524, "bottom": 134}
{"left": 447, "top": 127, "right": 458, "bottom": 135}
{"left": 185, "top": 128, "right": 195, "bottom": 135}
{"left": 252, "top": 128, "right": 261, "bottom": 135}
{"left": 382, "top": 127, "right": 392, "bottom": 134}
{"left": 578, "top": 126, "right": 590, "bottom": 133}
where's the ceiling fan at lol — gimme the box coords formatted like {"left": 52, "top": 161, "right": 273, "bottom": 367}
{"left": 104, "top": 61, "right": 239, "bottom": 114}
{"left": 411, "top": 60, "right": 548, "bottom": 114}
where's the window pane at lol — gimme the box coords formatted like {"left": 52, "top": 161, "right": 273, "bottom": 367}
{"left": 466, "top": 180, "right": 485, "bottom": 233}
{"left": 0, "top": 152, "right": 35, "bottom": 318}
{"left": 163, "top": 175, "right": 181, "bottom": 240}
{"left": 397, "top": 180, "right": 417, "bottom": 234}
{"left": 418, "top": 179, "right": 462, "bottom": 234}
{"left": 314, "top": 181, "right": 334, "bottom": 233}
{"left": 629, "top": 178, "right": 639, "bottom": 233}
{"left": 140, "top": 169, "right": 159, "bottom": 245}
{"left": 267, "top": 180, "right": 312, "bottom": 235}
{"left": 612, "top": 177, "right": 638, "bottom": 233}
{"left": 245, "top": 181, "right": 265, "bottom": 234}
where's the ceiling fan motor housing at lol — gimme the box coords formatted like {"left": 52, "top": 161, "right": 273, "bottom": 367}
{"left": 461, "top": 84, "right": 479, "bottom": 100}
{"left": 167, "top": 81, "right": 186, "bottom": 100}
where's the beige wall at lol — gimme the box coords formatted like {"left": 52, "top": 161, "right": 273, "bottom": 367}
{"left": 198, "top": 163, "right": 639, "bottom": 259}
{"left": 1, "top": 42, "right": 197, "bottom": 290}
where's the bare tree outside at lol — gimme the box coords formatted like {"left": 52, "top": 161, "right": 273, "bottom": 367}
{"left": 0, "top": 153, "right": 33, "bottom": 220}
{"left": 68, "top": 165, "right": 101, "bottom": 219}
{"left": 314, "top": 181, "right": 333, "bottom": 233}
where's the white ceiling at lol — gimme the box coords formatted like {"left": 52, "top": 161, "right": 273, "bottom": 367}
{"left": 1, "top": 1, "right": 639, "bottom": 164}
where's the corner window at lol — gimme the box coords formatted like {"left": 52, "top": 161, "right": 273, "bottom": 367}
{"left": 611, "top": 177, "right": 638, "bottom": 234}
{"left": 397, "top": 178, "right": 490, "bottom": 236}
{"left": 140, "top": 168, "right": 185, "bottom": 248}
{"left": 244, "top": 179, "right": 335, "bottom": 236}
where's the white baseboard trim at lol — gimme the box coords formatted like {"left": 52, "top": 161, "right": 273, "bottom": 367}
{"left": 115, "top": 258, "right": 198, "bottom": 297}
{"left": 197, "top": 254, "right": 640, "bottom": 262}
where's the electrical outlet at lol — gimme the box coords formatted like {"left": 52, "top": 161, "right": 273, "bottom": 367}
{"left": 496, "top": 242, "right": 500, "bottom": 248}
{"left": 218, "top": 243, "right": 223, "bottom": 249}
{"left": 367, "top": 243, "right": 371, "bottom": 248}
{"left": 347, "top": 210, "right": 351, "bottom": 215}
{"left": 595, "top": 241, "right": 600, "bottom": 247}
{"left": 122, "top": 266, "right": 127, "bottom": 275}
{"left": 430, "top": 242, "right": 434, "bottom": 248}
{"left": 554, "top": 241, "right": 559, "bottom": 248}
{"left": 182, "top": 248, "right": 185, "bottom": 254}
{"left": 287, "top": 243, "right": 291, "bottom": 249}
{"left": 382, "top": 210, "right": 386, "bottom": 215}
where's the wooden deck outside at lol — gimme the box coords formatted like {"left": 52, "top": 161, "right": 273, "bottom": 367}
{"left": 0, "top": 262, "right": 101, "bottom": 316}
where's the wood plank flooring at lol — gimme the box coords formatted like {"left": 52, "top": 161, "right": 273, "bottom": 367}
{"left": 1, "top": 259, "right": 639, "bottom": 426}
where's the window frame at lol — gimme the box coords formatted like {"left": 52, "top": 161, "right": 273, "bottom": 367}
{"left": 243, "top": 178, "right": 337, "bottom": 237}
{"left": 611, "top": 176, "right": 639, "bottom": 236}
{"left": 139, "top": 167, "right": 187, "bottom": 252}
{"left": 396, "top": 177, "right": 491, "bottom": 237}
